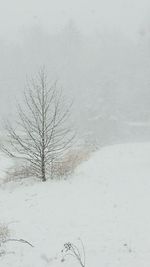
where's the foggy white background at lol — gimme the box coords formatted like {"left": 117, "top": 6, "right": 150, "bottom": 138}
{"left": 0, "top": 0, "right": 150, "bottom": 145}
{"left": 0, "top": 0, "right": 149, "bottom": 40}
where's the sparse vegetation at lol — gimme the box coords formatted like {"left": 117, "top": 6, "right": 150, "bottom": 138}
{"left": 0, "top": 68, "right": 74, "bottom": 182}
{"left": 61, "top": 239, "right": 85, "bottom": 267}
{"left": 0, "top": 223, "right": 33, "bottom": 258}
{"left": 4, "top": 164, "right": 34, "bottom": 183}
{"left": 52, "top": 147, "right": 91, "bottom": 179}
{"left": 0, "top": 224, "right": 10, "bottom": 244}
{"left": 3, "top": 146, "right": 91, "bottom": 183}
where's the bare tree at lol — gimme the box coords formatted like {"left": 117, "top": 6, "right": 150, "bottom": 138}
{"left": 0, "top": 69, "right": 74, "bottom": 181}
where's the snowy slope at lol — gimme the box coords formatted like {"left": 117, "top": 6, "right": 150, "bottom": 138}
{"left": 0, "top": 143, "right": 150, "bottom": 266}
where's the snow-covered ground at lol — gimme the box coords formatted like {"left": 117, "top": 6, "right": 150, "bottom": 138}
{"left": 0, "top": 143, "right": 150, "bottom": 266}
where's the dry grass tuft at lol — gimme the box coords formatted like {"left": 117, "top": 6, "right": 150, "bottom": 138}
{"left": 0, "top": 224, "right": 10, "bottom": 244}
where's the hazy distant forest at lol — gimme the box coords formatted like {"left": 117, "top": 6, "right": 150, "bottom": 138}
{"left": 1, "top": 20, "right": 150, "bottom": 146}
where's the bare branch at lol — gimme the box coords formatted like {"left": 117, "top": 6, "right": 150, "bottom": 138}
{"left": 0, "top": 69, "right": 74, "bottom": 181}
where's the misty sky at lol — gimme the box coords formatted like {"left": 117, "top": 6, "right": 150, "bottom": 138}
{"left": 0, "top": 0, "right": 150, "bottom": 41}
{"left": 0, "top": 0, "right": 150, "bottom": 143}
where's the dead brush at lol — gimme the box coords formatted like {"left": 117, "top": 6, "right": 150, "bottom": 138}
{"left": 0, "top": 223, "right": 33, "bottom": 257}
{"left": 52, "top": 148, "right": 91, "bottom": 179}
{"left": 0, "top": 224, "right": 10, "bottom": 244}
{"left": 4, "top": 164, "right": 35, "bottom": 183}
{"left": 61, "top": 239, "right": 85, "bottom": 267}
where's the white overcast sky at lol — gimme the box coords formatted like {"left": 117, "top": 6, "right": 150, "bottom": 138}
{"left": 0, "top": 0, "right": 149, "bottom": 41}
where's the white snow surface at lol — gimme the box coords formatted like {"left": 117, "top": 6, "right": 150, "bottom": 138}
{"left": 0, "top": 143, "right": 150, "bottom": 266}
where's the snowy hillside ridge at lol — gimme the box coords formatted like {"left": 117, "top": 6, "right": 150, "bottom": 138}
{"left": 0, "top": 143, "right": 150, "bottom": 266}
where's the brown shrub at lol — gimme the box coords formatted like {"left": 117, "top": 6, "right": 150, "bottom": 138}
{"left": 51, "top": 147, "right": 91, "bottom": 179}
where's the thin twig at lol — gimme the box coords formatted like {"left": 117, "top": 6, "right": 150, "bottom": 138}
{"left": 3, "top": 238, "right": 34, "bottom": 247}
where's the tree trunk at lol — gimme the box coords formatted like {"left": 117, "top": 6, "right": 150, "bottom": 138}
{"left": 41, "top": 157, "right": 46, "bottom": 181}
